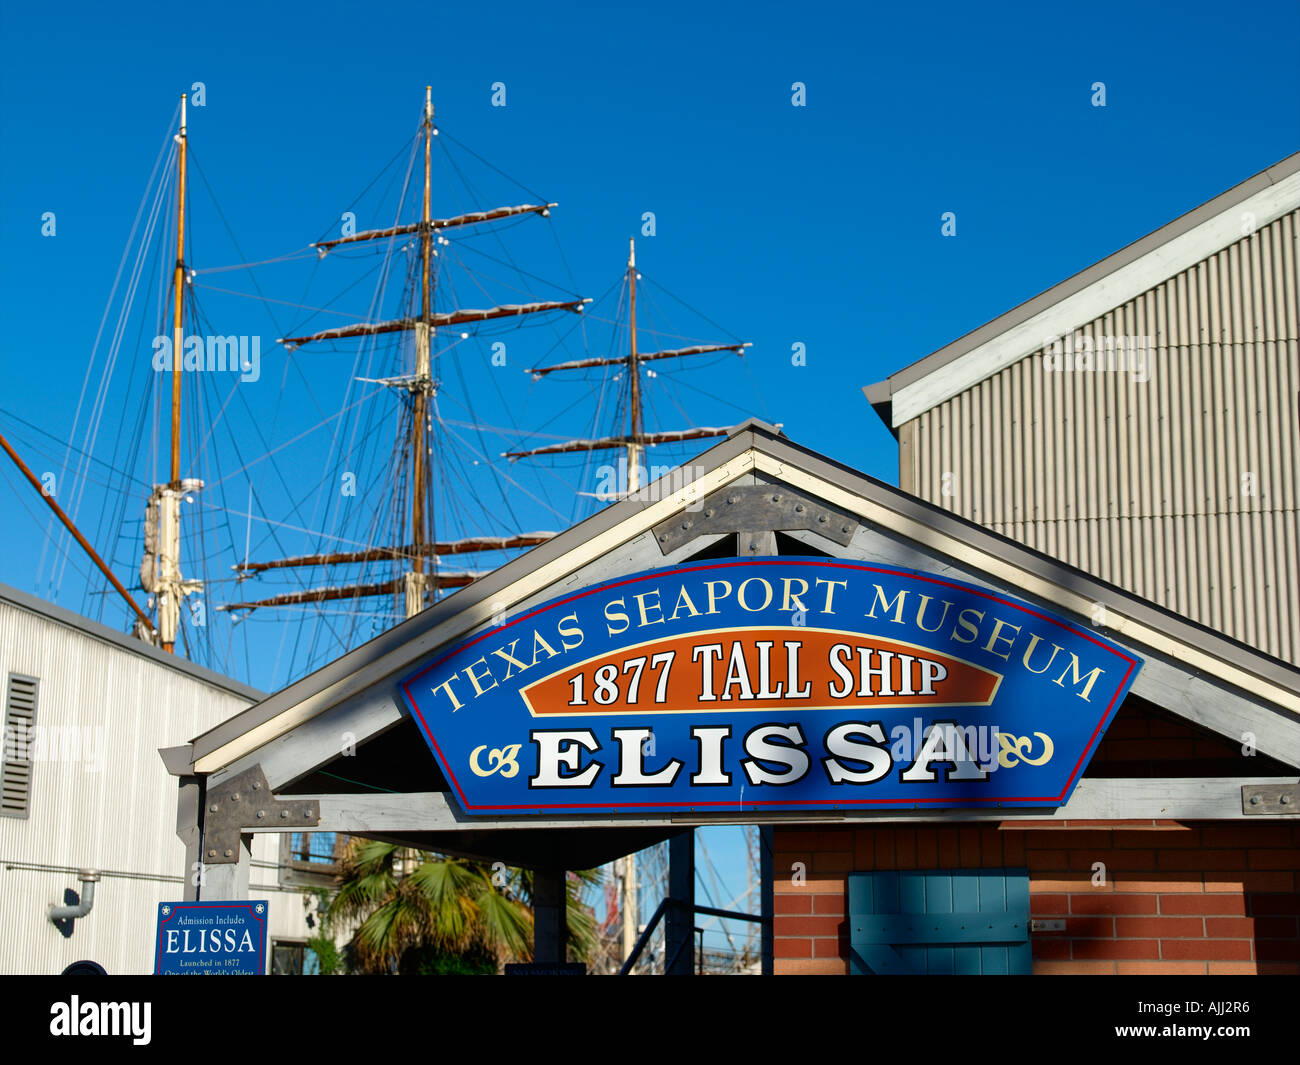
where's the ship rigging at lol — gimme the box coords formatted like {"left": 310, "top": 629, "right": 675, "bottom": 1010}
{"left": 5, "top": 89, "right": 768, "bottom": 690}
{"left": 224, "top": 88, "right": 588, "bottom": 622}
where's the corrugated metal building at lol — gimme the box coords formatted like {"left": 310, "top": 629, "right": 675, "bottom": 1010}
{"left": 0, "top": 584, "right": 321, "bottom": 974}
{"left": 865, "top": 152, "right": 1300, "bottom": 665}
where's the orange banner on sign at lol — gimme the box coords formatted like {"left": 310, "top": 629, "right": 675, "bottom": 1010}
{"left": 520, "top": 627, "right": 1001, "bottom": 715}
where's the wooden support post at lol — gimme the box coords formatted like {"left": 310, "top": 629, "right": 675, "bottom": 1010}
{"left": 198, "top": 834, "right": 251, "bottom": 900}
{"left": 760, "top": 826, "right": 774, "bottom": 976}
{"left": 533, "top": 868, "right": 566, "bottom": 965}
{"left": 175, "top": 777, "right": 202, "bottom": 902}
{"left": 666, "top": 828, "right": 694, "bottom": 975}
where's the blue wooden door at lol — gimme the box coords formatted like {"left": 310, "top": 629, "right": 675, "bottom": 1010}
{"left": 849, "top": 869, "right": 1031, "bottom": 974}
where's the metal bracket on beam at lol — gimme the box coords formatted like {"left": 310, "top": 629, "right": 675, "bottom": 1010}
{"left": 1242, "top": 781, "right": 1299, "bottom": 815}
{"left": 203, "top": 765, "right": 319, "bottom": 863}
{"left": 652, "top": 485, "right": 859, "bottom": 556}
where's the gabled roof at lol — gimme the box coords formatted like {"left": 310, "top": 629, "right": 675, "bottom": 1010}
{"left": 177, "top": 420, "right": 1300, "bottom": 785}
{"left": 864, "top": 151, "right": 1300, "bottom": 430}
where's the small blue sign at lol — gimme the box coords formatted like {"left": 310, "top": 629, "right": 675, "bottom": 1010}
{"left": 399, "top": 559, "right": 1143, "bottom": 814}
{"left": 154, "top": 900, "right": 268, "bottom": 975}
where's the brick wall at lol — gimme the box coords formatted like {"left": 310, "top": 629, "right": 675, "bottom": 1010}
{"left": 772, "top": 821, "right": 1300, "bottom": 975}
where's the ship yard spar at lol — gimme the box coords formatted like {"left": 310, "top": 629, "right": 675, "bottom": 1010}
{"left": 505, "top": 237, "right": 752, "bottom": 495}
{"left": 223, "top": 88, "right": 588, "bottom": 621}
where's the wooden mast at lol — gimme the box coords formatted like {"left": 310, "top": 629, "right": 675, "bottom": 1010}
{"left": 406, "top": 86, "right": 435, "bottom": 620}
{"left": 627, "top": 238, "right": 642, "bottom": 493}
{"left": 170, "top": 93, "right": 187, "bottom": 488}
{"left": 503, "top": 243, "right": 754, "bottom": 493}
{"left": 224, "top": 90, "right": 588, "bottom": 618}
{"left": 149, "top": 92, "right": 202, "bottom": 653}
{"left": 162, "top": 93, "right": 188, "bottom": 652}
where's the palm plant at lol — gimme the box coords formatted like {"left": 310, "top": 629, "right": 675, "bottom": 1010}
{"left": 327, "top": 838, "right": 601, "bottom": 974}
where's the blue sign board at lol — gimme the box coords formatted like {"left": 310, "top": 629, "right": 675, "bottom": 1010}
{"left": 399, "top": 559, "right": 1142, "bottom": 813}
{"left": 154, "top": 900, "right": 268, "bottom": 975}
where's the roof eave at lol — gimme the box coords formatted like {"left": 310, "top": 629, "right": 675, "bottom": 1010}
{"left": 862, "top": 380, "right": 895, "bottom": 437}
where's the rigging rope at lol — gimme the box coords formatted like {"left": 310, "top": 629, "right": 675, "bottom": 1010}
{"left": 47, "top": 128, "right": 175, "bottom": 600}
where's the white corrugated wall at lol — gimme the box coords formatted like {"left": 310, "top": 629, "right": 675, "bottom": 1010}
{"left": 908, "top": 209, "right": 1299, "bottom": 664}
{"left": 0, "top": 598, "right": 316, "bottom": 974}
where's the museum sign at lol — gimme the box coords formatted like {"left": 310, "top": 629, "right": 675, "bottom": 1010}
{"left": 399, "top": 560, "right": 1142, "bottom": 814}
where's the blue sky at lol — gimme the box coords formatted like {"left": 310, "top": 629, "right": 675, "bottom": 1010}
{"left": 3, "top": 0, "right": 1297, "bottom": 678}
{"left": 1, "top": 0, "right": 1297, "bottom": 955}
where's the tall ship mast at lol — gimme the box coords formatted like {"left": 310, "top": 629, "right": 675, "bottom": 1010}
{"left": 505, "top": 237, "right": 751, "bottom": 497}
{"left": 8, "top": 93, "right": 222, "bottom": 659}
{"left": 139, "top": 93, "right": 203, "bottom": 652}
{"left": 223, "top": 89, "right": 588, "bottom": 624}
